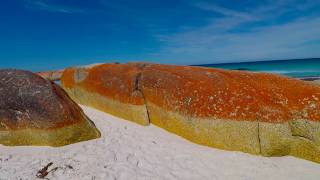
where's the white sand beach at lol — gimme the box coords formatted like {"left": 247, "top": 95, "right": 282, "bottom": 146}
{"left": 0, "top": 105, "right": 320, "bottom": 180}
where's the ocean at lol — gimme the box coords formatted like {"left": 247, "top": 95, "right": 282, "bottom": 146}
{"left": 195, "top": 58, "right": 320, "bottom": 79}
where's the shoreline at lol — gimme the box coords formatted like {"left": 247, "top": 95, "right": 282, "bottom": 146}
{"left": 298, "top": 76, "right": 320, "bottom": 81}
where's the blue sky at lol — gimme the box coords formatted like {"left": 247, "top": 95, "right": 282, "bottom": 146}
{"left": 1, "top": 0, "right": 320, "bottom": 71}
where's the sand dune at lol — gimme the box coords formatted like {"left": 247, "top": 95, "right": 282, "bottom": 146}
{"left": 0, "top": 105, "right": 319, "bottom": 180}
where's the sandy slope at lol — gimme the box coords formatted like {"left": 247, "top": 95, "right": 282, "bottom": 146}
{"left": 0, "top": 106, "right": 320, "bottom": 180}
{"left": 312, "top": 80, "right": 320, "bottom": 85}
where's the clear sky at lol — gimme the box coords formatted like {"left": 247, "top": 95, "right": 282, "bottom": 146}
{"left": 1, "top": 0, "right": 320, "bottom": 71}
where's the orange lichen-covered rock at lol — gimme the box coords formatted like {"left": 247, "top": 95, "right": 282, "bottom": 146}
{"left": 139, "top": 64, "right": 320, "bottom": 163}
{"left": 0, "top": 69, "right": 100, "bottom": 146}
{"left": 141, "top": 64, "right": 320, "bottom": 122}
{"left": 61, "top": 63, "right": 320, "bottom": 163}
{"left": 61, "top": 63, "right": 149, "bottom": 125}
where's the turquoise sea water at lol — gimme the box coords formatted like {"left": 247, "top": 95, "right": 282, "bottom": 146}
{"left": 195, "top": 58, "right": 320, "bottom": 78}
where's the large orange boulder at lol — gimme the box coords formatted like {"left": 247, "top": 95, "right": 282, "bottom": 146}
{"left": 0, "top": 69, "right": 100, "bottom": 146}
{"left": 141, "top": 64, "right": 320, "bottom": 163}
{"left": 61, "top": 63, "right": 149, "bottom": 125}
{"left": 61, "top": 63, "right": 320, "bottom": 163}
